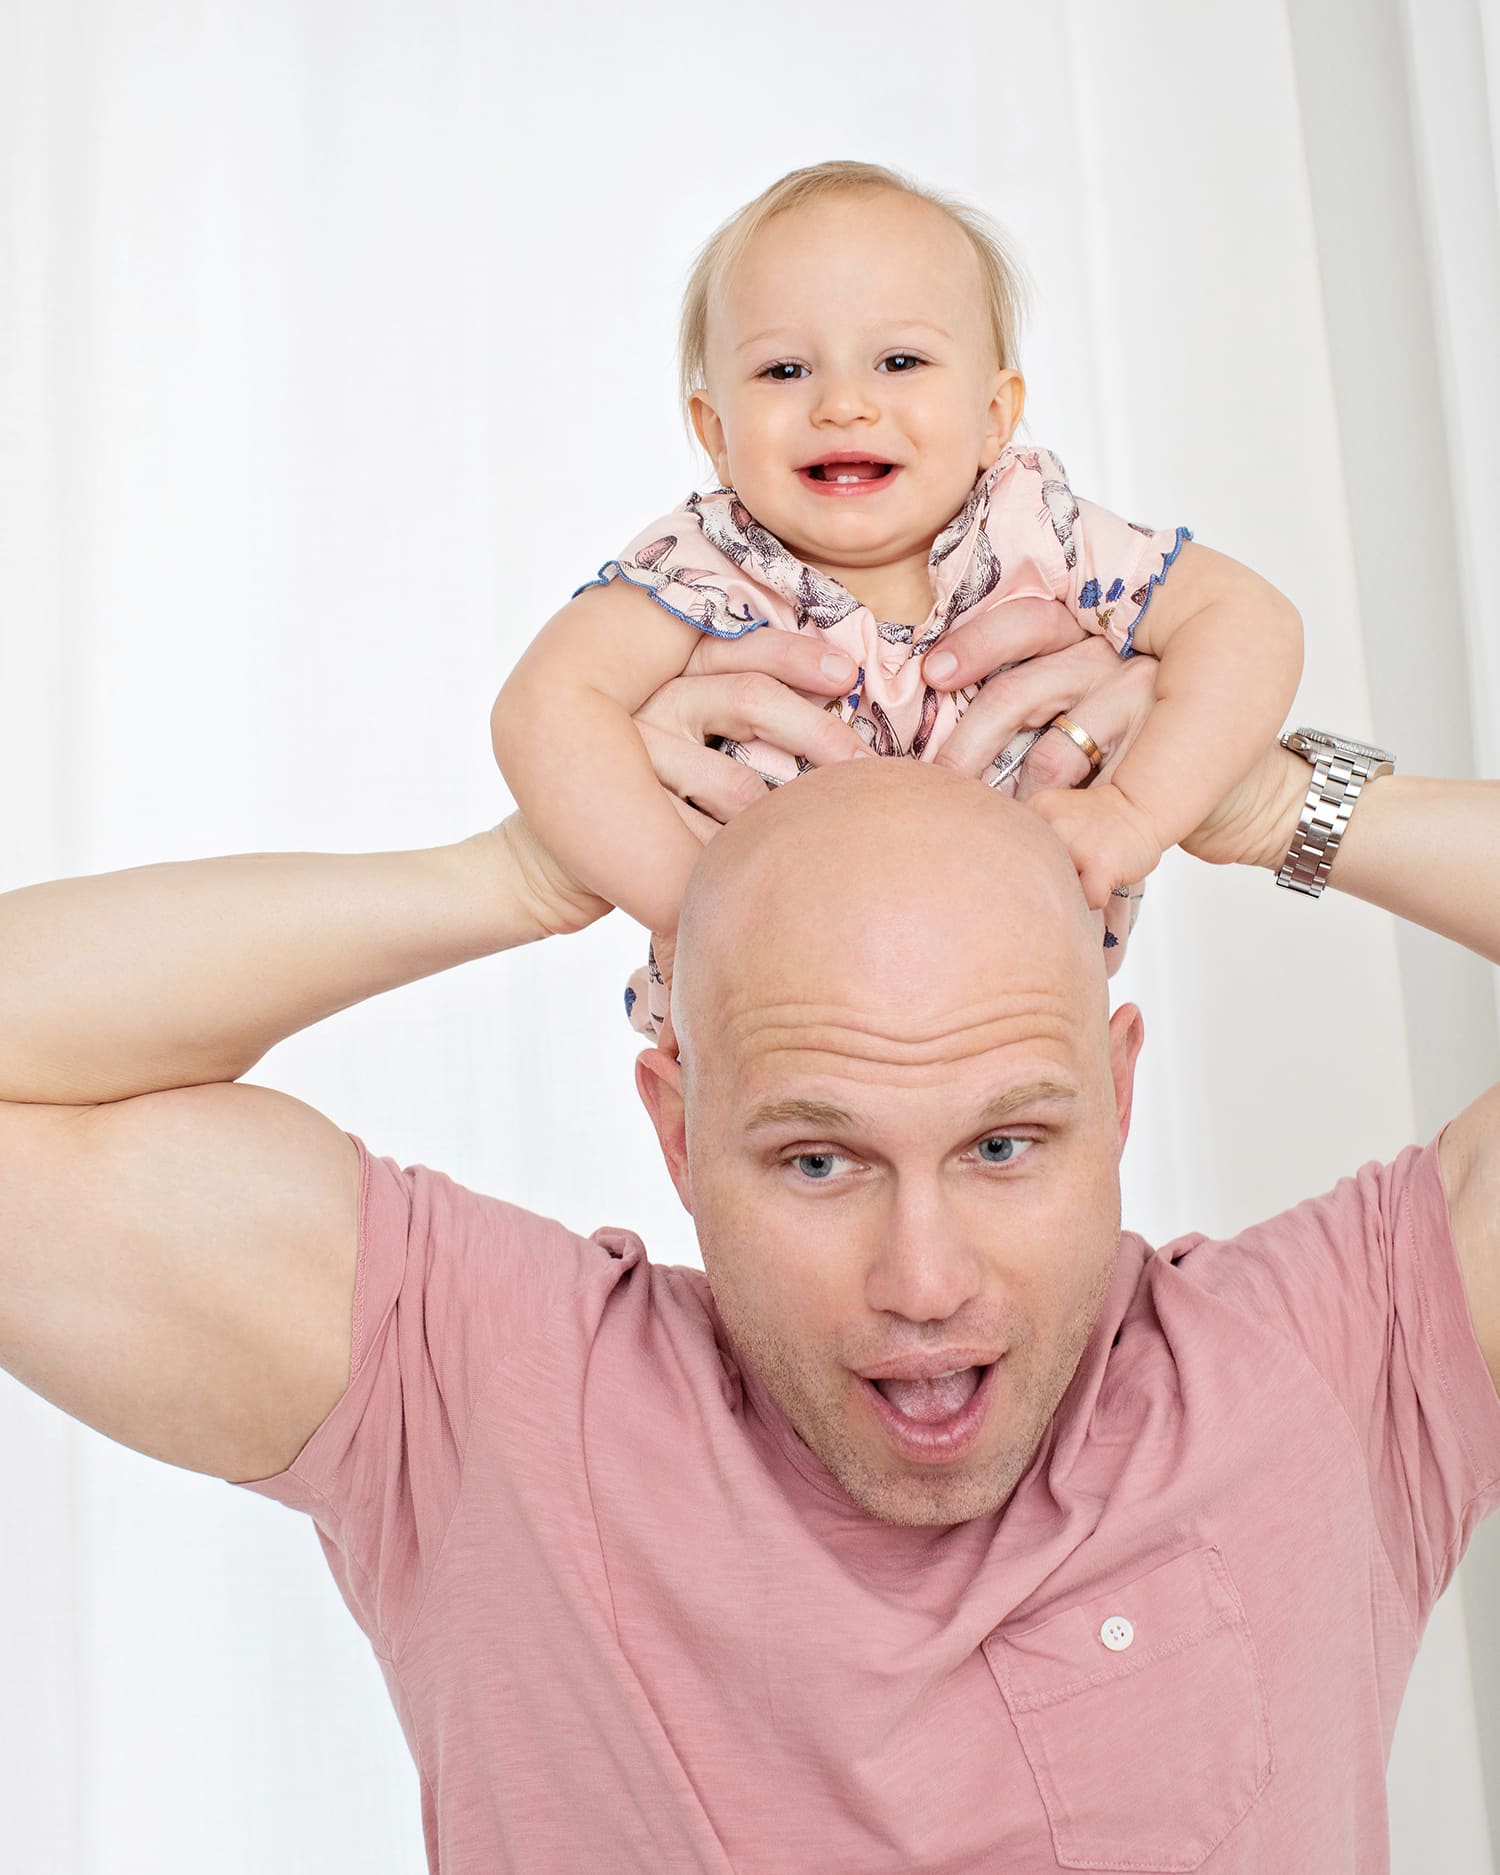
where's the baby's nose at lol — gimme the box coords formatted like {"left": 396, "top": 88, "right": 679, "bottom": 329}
{"left": 813, "top": 375, "right": 877, "bottom": 422}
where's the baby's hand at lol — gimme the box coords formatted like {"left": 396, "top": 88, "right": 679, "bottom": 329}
{"left": 1026, "top": 783, "right": 1166, "bottom": 911}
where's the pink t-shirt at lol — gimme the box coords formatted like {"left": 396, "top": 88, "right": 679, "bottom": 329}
{"left": 240, "top": 1133, "right": 1500, "bottom": 1873}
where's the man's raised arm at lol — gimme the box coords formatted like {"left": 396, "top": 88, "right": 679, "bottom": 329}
{"left": 0, "top": 820, "right": 604, "bottom": 1485}
{"left": 0, "top": 822, "right": 603, "bottom": 1106}
{"left": 1195, "top": 753, "right": 1500, "bottom": 1391}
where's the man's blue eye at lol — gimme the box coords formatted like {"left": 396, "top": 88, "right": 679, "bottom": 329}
{"left": 793, "top": 1152, "right": 839, "bottom": 1179}
{"left": 976, "top": 1136, "right": 1026, "bottom": 1164}
{"left": 763, "top": 362, "right": 807, "bottom": 381}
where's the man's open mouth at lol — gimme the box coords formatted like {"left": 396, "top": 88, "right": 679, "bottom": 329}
{"left": 869, "top": 1365, "right": 986, "bottom": 1421}
{"left": 859, "top": 1359, "right": 1000, "bottom": 1461}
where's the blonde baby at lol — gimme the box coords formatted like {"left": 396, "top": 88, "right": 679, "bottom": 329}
{"left": 491, "top": 162, "right": 1302, "bottom": 1035}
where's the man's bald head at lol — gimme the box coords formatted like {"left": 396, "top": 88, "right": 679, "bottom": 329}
{"left": 671, "top": 759, "right": 1106, "bottom": 1084}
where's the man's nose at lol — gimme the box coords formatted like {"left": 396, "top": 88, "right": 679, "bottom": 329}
{"left": 863, "top": 1185, "right": 986, "bottom": 1326}
{"left": 811, "top": 369, "right": 878, "bottom": 427}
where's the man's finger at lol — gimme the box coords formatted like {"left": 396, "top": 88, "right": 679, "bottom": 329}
{"left": 685, "top": 627, "right": 857, "bottom": 697}
{"left": 639, "top": 670, "right": 868, "bottom": 767}
{"left": 932, "top": 639, "right": 1121, "bottom": 776}
{"left": 639, "top": 720, "right": 769, "bottom": 822}
{"left": 1011, "top": 725, "right": 1094, "bottom": 794}
{"left": 921, "top": 597, "right": 1084, "bottom": 689}
{"left": 1012, "top": 657, "right": 1157, "bottom": 801}
{"left": 669, "top": 792, "right": 728, "bottom": 845}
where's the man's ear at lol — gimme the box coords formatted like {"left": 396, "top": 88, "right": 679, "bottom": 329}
{"left": 1106, "top": 1001, "right": 1145, "bottom": 1155}
{"left": 688, "top": 390, "right": 731, "bottom": 486}
{"left": 636, "top": 1046, "right": 694, "bottom": 1213}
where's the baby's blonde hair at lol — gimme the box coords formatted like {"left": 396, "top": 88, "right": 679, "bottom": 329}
{"left": 678, "top": 160, "right": 1026, "bottom": 423}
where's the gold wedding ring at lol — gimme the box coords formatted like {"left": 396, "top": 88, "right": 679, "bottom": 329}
{"left": 1049, "top": 712, "right": 1105, "bottom": 781}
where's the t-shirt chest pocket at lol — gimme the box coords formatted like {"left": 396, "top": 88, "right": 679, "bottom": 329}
{"left": 982, "top": 1545, "right": 1273, "bottom": 1871}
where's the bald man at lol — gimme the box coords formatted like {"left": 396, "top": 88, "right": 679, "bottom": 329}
{"left": 637, "top": 761, "right": 1131, "bottom": 1533}
{"left": 2, "top": 740, "right": 1499, "bottom": 1873}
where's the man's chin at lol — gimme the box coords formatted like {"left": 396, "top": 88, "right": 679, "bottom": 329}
{"left": 831, "top": 1448, "right": 1024, "bottom": 1527}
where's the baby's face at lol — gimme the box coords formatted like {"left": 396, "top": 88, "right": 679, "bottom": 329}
{"left": 692, "top": 190, "right": 1022, "bottom": 583}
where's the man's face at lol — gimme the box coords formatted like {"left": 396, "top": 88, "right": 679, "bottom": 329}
{"left": 639, "top": 771, "right": 1142, "bottom": 1528}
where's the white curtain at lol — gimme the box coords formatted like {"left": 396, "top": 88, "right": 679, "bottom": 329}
{"left": 2, "top": 1, "right": 1497, "bottom": 1867}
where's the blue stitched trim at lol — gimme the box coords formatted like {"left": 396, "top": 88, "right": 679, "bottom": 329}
{"left": 1118, "top": 527, "right": 1192, "bottom": 658}
{"left": 571, "top": 563, "right": 770, "bottom": 640}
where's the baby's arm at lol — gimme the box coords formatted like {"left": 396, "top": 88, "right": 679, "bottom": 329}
{"left": 1031, "top": 542, "right": 1303, "bottom": 907}
{"left": 491, "top": 581, "right": 709, "bottom": 936}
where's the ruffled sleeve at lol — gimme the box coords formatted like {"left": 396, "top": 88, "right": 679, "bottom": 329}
{"left": 995, "top": 446, "right": 1191, "bottom": 656}
{"left": 572, "top": 493, "right": 777, "bottom": 641}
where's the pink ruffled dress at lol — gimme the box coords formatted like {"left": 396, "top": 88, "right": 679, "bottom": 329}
{"left": 576, "top": 445, "right": 1189, "bottom": 1035}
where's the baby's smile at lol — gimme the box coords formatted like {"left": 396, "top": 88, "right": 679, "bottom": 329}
{"left": 798, "top": 453, "right": 902, "bottom": 496}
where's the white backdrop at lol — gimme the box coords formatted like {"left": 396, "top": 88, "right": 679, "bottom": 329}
{"left": 2, "top": 0, "right": 1498, "bottom": 1868}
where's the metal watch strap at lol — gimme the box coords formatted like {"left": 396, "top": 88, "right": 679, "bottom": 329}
{"left": 1275, "top": 731, "right": 1393, "bottom": 897}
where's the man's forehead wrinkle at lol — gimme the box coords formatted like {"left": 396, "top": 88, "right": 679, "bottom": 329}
{"left": 722, "top": 987, "right": 1083, "bottom": 1036}
{"left": 721, "top": 995, "right": 1086, "bottom": 1072}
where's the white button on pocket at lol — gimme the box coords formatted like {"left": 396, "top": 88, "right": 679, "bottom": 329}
{"left": 1099, "top": 1615, "right": 1134, "bottom": 1651}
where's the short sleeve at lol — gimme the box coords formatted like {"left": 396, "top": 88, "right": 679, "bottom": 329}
{"left": 233, "top": 1133, "right": 642, "bottom": 1658}
{"left": 1168, "top": 1139, "right": 1500, "bottom": 1627}
{"left": 999, "top": 446, "right": 1191, "bottom": 655}
{"left": 573, "top": 496, "right": 775, "bottom": 641}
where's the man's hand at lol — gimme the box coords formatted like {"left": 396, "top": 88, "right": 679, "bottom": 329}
{"left": 919, "top": 596, "right": 1166, "bottom": 907}
{"left": 637, "top": 630, "right": 870, "bottom": 841}
{"left": 921, "top": 598, "right": 1159, "bottom": 793}
{"left": 626, "top": 632, "right": 871, "bottom": 1053}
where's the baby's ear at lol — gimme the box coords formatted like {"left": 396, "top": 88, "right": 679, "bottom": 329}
{"left": 983, "top": 369, "right": 1026, "bottom": 460}
{"left": 689, "top": 390, "right": 729, "bottom": 480}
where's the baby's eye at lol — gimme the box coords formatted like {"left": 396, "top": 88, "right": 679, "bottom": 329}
{"left": 761, "top": 361, "right": 809, "bottom": 382}
{"left": 973, "top": 1135, "right": 1034, "bottom": 1166}
{"left": 878, "top": 353, "right": 924, "bottom": 373}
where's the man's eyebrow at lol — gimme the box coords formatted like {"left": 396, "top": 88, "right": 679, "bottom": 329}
{"left": 743, "top": 1097, "right": 859, "bottom": 1135}
{"left": 973, "top": 1081, "right": 1079, "bottom": 1128}
{"left": 741, "top": 1081, "right": 1077, "bottom": 1138}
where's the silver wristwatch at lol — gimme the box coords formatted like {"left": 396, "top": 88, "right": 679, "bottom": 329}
{"left": 1275, "top": 727, "right": 1396, "bottom": 897}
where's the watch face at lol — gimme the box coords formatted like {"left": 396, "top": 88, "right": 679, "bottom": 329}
{"left": 1285, "top": 726, "right": 1396, "bottom": 765}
